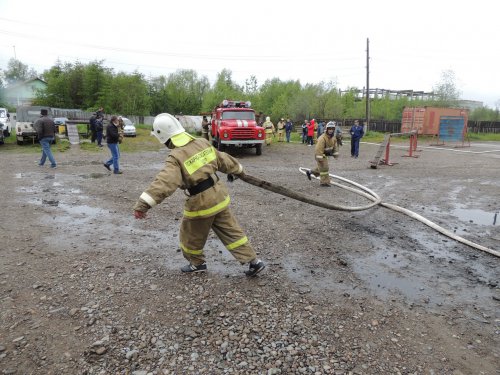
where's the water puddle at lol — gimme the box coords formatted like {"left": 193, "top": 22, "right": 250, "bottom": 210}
{"left": 352, "top": 251, "right": 440, "bottom": 304}
{"left": 30, "top": 198, "right": 108, "bottom": 224}
{"left": 80, "top": 173, "right": 108, "bottom": 179}
{"left": 452, "top": 208, "right": 499, "bottom": 226}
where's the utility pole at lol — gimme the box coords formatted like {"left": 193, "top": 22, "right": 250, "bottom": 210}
{"left": 13, "top": 45, "right": 17, "bottom": 59}
{"left": 365, "top": 38, "right": 370, "bottom": 131}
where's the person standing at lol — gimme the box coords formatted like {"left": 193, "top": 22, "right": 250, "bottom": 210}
{"left": 306, "top": 120, "right": 315, "bottom": 146}
{"left": 34, "top": 109, "right": 57, "bottom": 168}
{"left": 95, "top": 115, "right": 104, "bottom": 147}
{"left": 133, "top": 113, "right": 265, "bottom": 276}
{"left": 301, "top": 120, "right": 308, "bottom": 144}
{"left": 317, "top": 120, "right": 324, "bottom": 139}
{"left": 285, "top": 119, "right": 293, "bottom": 143}
{"left": 350, "top": 119, "right": 364, "bottom": 158}
{"left": 276, "top": 118, "right": 285, "bottom": 142}
{"left": 263, "top": 116, "right": 275, "bottom": 146}
{"left": 96, "top": 106, "right": 104, "bottom": 118}
{"left": 103, "top": 116, "right": 122, "bottom": 174}
{"left": 89, "top": 113, "right": 97, "bottom": 143}
{"left": 201, "top": 115, "right": 210, "bottom": 140}
{"left": 306, "top": 122, "right": 339, "bottom": 186}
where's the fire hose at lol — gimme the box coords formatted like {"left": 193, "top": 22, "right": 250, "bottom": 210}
{"left": 234, "top": 169, "right": 499, "bottom": 258}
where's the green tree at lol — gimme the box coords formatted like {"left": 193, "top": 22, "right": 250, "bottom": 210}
{"left": 81, "top": 61, "right": 113, "bottom": 110}
{"left": 433, "top": 69, "right": 462, "bottom": 106}
{"left": 148, "top": 75, "right": 170, "bottom": 115}
{"left": 324, "top": 88, "right": 344, "bottom": 120}
{"left": 35, "top": 62, "right": 73, "bottom": 108}
{"left": 103, "top": 71, "right": 151, "bottom": 115}
{"left": 202, "top": 69, "right": 244, "bottom": 112}
{"left": 244, "top": 75, "right": 258, "bottom": 95}
{"left": 163, "top": 69, "right": 209, "bottom": 115}
{"left": 2, "top": 58, "right": 38, "bottom": 84}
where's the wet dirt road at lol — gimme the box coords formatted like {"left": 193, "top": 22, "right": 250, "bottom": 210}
{"left": 1, "top": 139, "right": 499, "bottom": 374}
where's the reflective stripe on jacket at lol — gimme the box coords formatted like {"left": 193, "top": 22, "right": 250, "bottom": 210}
{"left": 136, "top": 138, "right": 243, "bottom": 219}
{"left": 263, "top": 120, "right": 274, "bottom": 134}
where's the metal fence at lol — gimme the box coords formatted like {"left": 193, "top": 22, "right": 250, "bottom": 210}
{"left": 369, "top": 120, "right": 500, "bottom": 134}
{"left": 467, "top": 121, "right": 500, "bottom": 133}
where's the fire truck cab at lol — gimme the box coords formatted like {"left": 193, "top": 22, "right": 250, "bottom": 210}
{"left": 211, "top": 100, "right": 265, "bottom": 155}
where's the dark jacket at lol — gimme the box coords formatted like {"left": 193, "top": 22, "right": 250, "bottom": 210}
{"left": 89, "top": 115, "right": 97, "bottom": 131}
{"left": 34, "top": 116, "right": 55, "bottom": 139}
{"left": 95, "top": 118, "right": 104, "bottom": 132}
{"left": 106, "top": 123, "right": 119, "bottom": 144}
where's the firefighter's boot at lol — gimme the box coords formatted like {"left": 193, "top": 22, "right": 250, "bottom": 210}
{"left": 306, "top": 170, "right": 312, "bottom": 181}
{"left": 181, "top": 263, "right": 207, "bottom": 273}
{"left": 245, "top": 259, "right": 265, "bottom": 277}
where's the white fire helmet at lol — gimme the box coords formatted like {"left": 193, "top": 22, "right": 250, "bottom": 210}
{"left": 151, "top": 113, "right": 185, "bottom": 144}
{"left": 326, "top": 121, "right": 336, "bottom": 130}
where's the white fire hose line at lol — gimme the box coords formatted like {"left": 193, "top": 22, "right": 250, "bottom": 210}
{"left": 297, "top": 167, "right": 500, "bottom": 258}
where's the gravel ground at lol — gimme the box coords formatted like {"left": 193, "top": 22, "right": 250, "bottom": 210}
{"left": 0, "top": 137, "right": 499, "bottom": 374}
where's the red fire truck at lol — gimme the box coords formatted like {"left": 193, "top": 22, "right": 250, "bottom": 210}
{"left": 210, "top": 100, "right": 265, "bottom": 155}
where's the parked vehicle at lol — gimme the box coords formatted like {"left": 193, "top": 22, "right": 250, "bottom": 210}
{"left": 210, "top": 100, "right": 265, "bottom": 155}
{"left": 121, "top": 117, "right": 136, "bottom": 137}
{"left": 0, "top": 107, "right": 11, "bottom": 137}
{"left": 15, "top": 106, "right": 56, "bottom": 145}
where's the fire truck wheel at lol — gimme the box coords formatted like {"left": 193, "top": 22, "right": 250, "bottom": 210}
{"left": 256, "top": 144, "right": 262, "bottom": 155}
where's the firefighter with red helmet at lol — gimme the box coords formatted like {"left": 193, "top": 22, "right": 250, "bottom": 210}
{"left": 306, "top": 121, "right": 339, "bottom": 186}
{"left": 133, "top": 113, "right": 265, "bottom": 277}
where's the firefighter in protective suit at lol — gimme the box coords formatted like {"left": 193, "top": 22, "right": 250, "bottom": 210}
{"left": 133, "top": 113, "right": 265, "bottom": 276}
{"left": 306, "top": 121, "right": 339, "bottom": 186}
{"left": 263, "top": 116, "right": 275, "bottom": 145}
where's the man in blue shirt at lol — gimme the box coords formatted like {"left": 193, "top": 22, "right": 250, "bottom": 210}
{"left": 285, "top": 119, "right": 293, "bottom": 142}
{"left": 349, "top": 120, "right": 364, "bottom": 158}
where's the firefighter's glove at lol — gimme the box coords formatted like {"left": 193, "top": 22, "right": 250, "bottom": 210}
{"left": 133, "top": 199, "right": 151, "bottom": 218}
{"left": 227, "top": 174, "right": 239, "bottom": 183}
{"left": 333, "top": 152, "right": 340, "bottom": 159}
{"left": 134, "top": 210, "right": 147, "bottom": 219}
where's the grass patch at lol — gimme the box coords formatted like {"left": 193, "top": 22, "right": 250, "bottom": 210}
{"left": 0, "top": 132, "right": 71, "bottom": 153}
{"left": 466, "top": 132, "right": 500, "bottom": 141}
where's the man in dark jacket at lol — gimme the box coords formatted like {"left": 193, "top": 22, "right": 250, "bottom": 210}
{"left": 89, "top": 113, "right": 97, "bottom": 143}
{"left": 103, "top": 116, "right": 122, "bottom": 174}
{"left": 95, "top": 115, "right": 104, "bottom": 147}
{"left": 34, "top": 109, "right": 56, "bottom": 168}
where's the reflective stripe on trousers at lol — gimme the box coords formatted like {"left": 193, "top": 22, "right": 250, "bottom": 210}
{"left": 179, "top": 206, "right": 256, "bottom": 266}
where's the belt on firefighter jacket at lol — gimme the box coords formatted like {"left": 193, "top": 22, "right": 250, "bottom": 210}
{"left": 187, "top": 174, "right": 218, "bottom": 196}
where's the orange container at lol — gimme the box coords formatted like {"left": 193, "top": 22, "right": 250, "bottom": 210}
{"left": 401, "top": 107, "right": 468, "bottom": 135}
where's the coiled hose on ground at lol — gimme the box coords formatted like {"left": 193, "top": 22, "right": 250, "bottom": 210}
{"left": 237, "top": 170, "right": 499, "bottom": 258}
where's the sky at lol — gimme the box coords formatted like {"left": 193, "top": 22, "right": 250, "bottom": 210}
{"left": 0, "top": 0, "right": 499, "bottom": 108}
